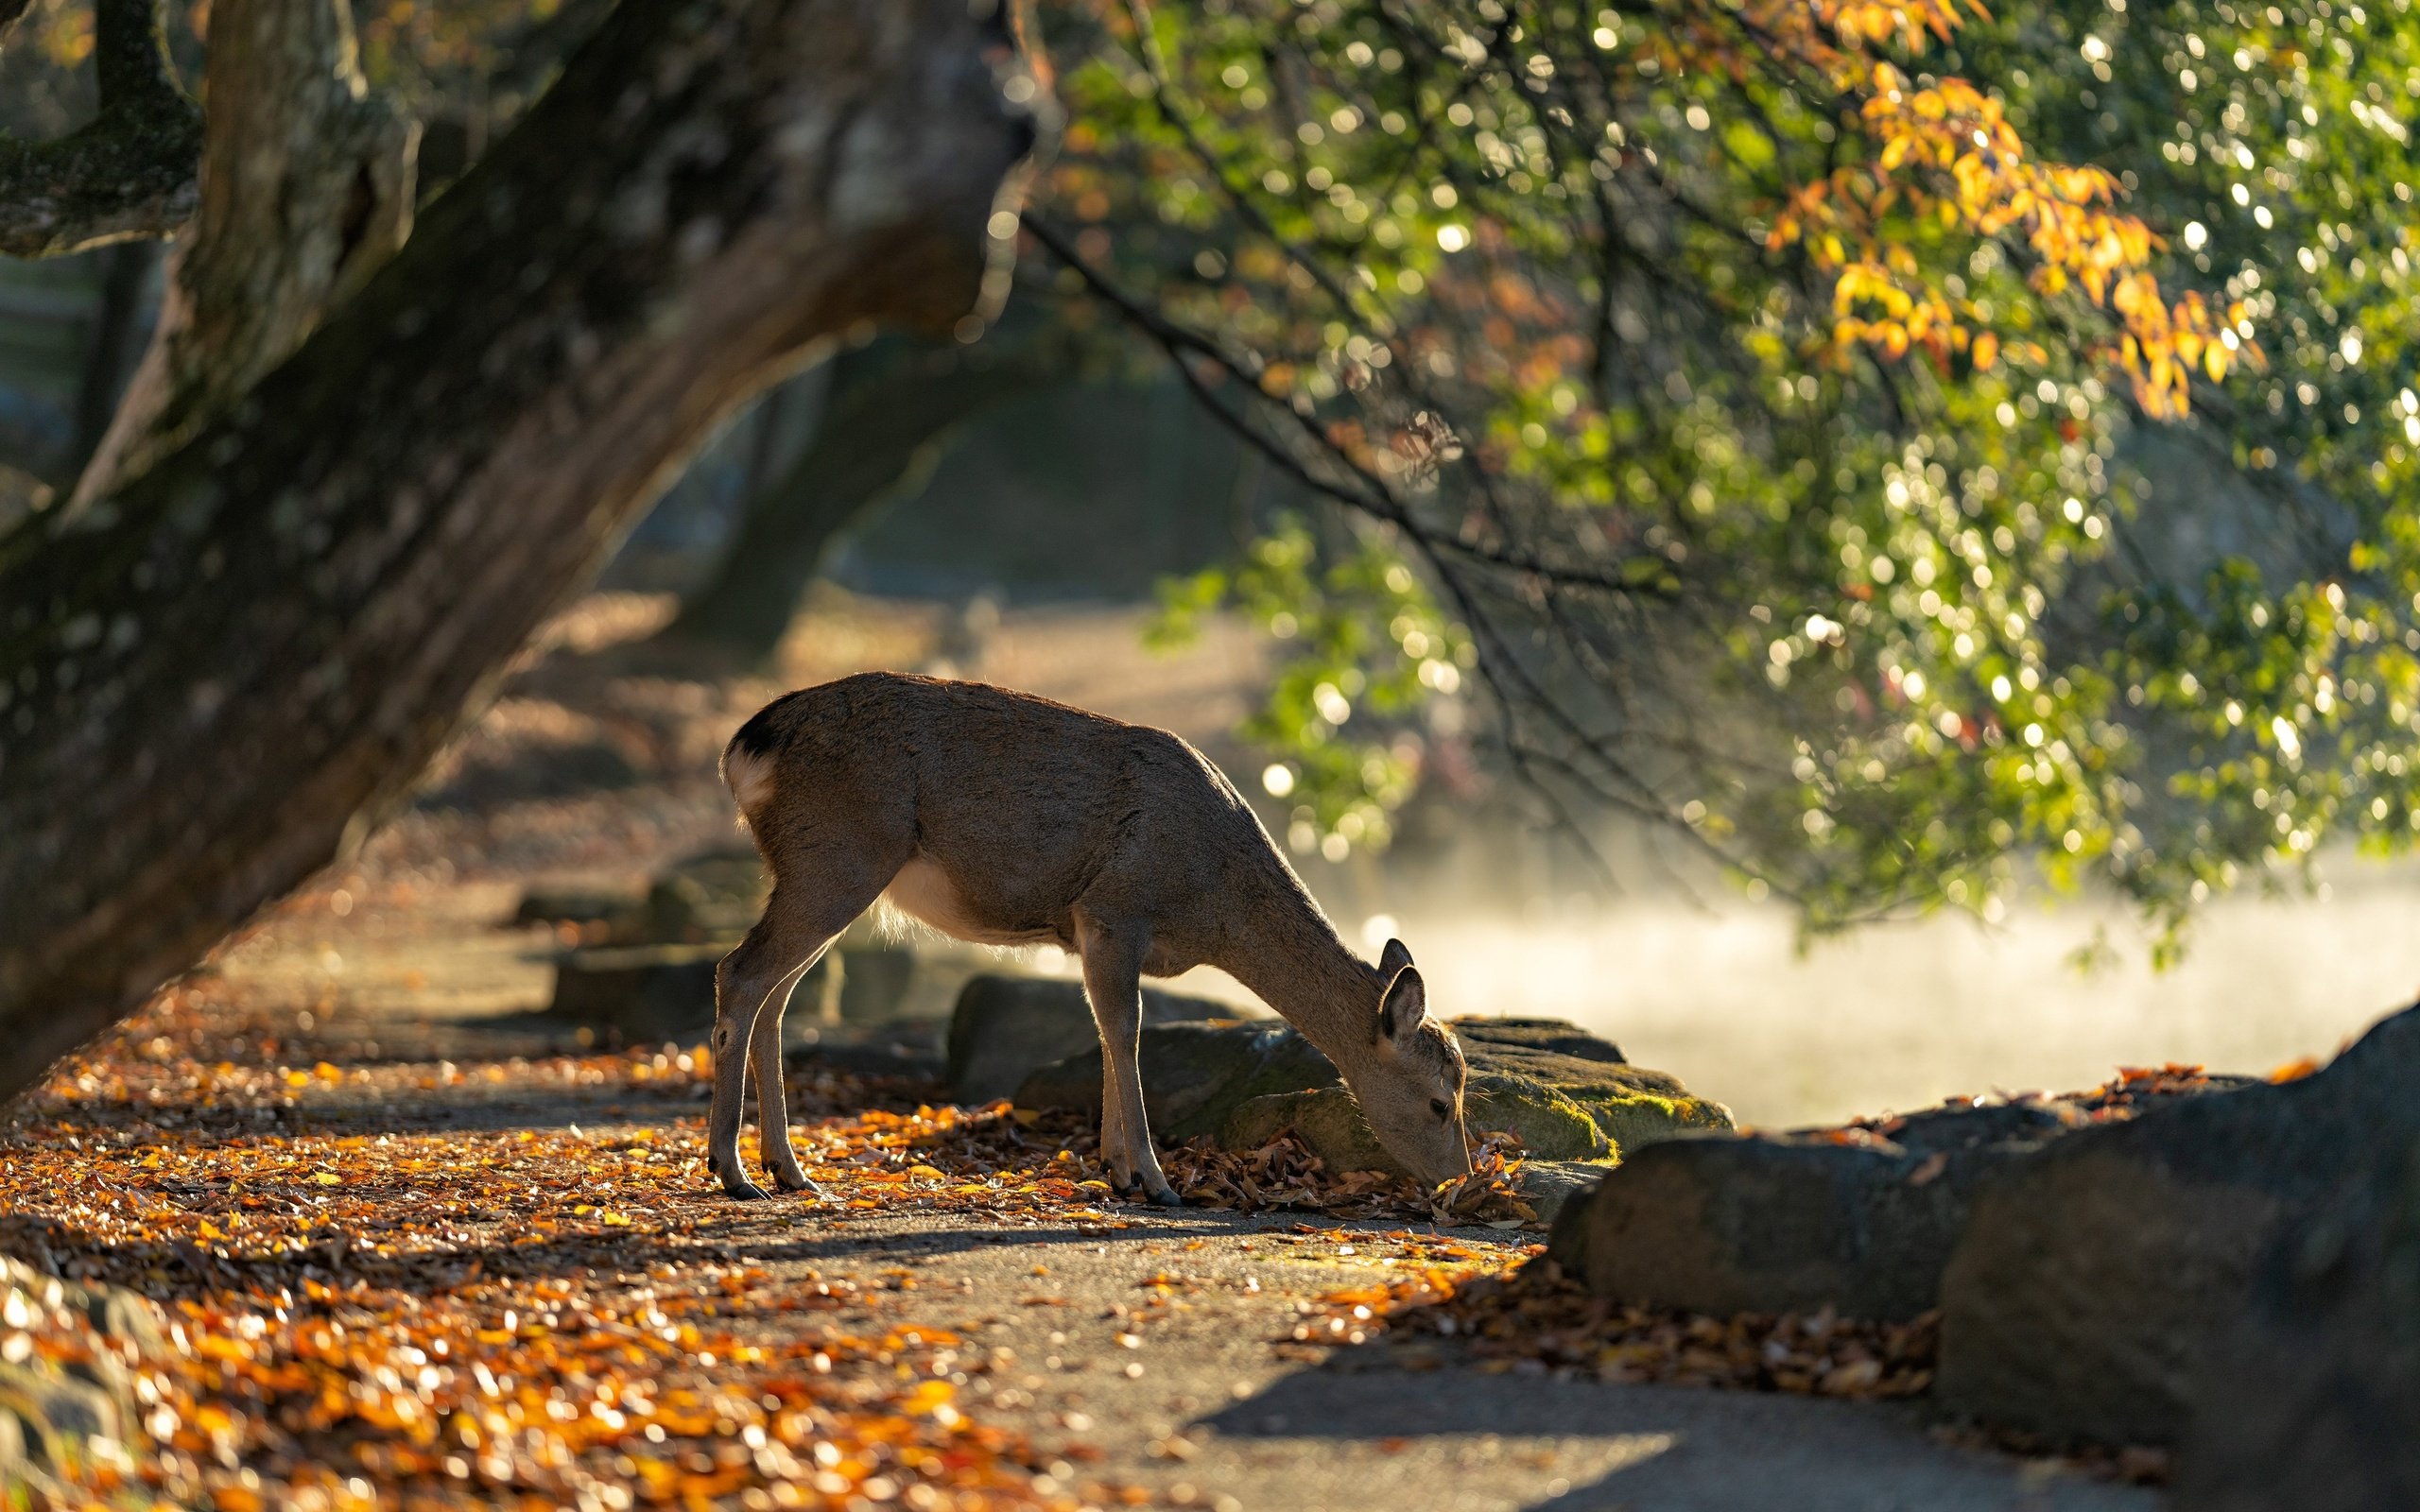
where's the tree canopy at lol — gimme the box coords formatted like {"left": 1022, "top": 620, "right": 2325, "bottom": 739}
{"left": 9, "top": 0, "right": 2420, "bottom": 1010}
{"left": 1032, "top": 0, "right": 2420, "bottom": 956}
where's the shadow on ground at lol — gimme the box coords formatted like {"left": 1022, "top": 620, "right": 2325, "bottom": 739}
{"left": 1201, "top": 1351, "right": 2155, "bottom": 1512}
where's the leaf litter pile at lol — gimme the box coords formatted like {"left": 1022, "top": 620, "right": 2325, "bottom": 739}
{"left": 0, "top": 975, "right": 1530, "bottom": 1510}
{"left": 1295, "top": 1260, "right": 1938, "bottom": 1400}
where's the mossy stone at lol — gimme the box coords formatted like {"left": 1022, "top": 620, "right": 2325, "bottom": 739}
{"left": 1015, "top": 1020, "right": 1333, "bottom": 1140}
{"left": 1020, "top": 1015, "right": 1725, "bottom": 1168}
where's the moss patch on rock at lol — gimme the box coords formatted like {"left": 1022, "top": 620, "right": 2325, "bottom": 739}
{"left": 1450, "top": 1018, "right": 1733, "bottom": 1156}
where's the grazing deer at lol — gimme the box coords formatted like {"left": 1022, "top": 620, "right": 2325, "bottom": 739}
{"left": 707, "top": 671, "right": 1473, "bottom": 1203}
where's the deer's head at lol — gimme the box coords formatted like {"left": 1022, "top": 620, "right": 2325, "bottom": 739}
{"left": 1341, "top": 938, "right": 1473, "bottom": 1187}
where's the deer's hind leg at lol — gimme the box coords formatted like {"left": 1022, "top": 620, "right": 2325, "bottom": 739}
{"left": 1075, "top": 912, "right": 1182, "bottom": 1207}
{"left": 710, "top": 841, "right": 904, "bottom": 1200}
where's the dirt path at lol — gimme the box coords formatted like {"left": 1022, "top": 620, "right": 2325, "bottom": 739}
{"left": 743, "top": 1205, "right": 2153, "bottom": 1512}
{"left": 57, "top": 884, "right": 2152, "bottom": 1512}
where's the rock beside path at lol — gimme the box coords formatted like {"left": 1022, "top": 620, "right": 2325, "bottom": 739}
{"left": 513, "top": 881, "right": 646, "bottom": 929}
{"left": 512, "top": 846, "right": 769, "bottom": 944}
{"left": 1514, "top": 1160, "right": 1616, "bottom": 1228}
{"left": 944, "top": 975, "right": 1233, "bottom": 1104}
{"left": 1451, "top": 1019, "right": 1729, "bottom": 1158}
{"left": 1223, "top": 1076, "right": 1613, "bottom": 1169}
{"left": 1547, "top": 1101, "right": 2089, "bottom": 1321}
{"left": 618, "top": 846, "right": 772, "bottom": 943}
{"left": 2174, "top": 1137, "right": 2420, "bottom": 1510}
{"left": 1935, "top": 1003, "right": 2420, "bottom": 1448}
{"left": 1012, "top": 1013, "right": 1727, "bottom": 1169}
{"left": 1017, "top": 1020, "right": 1338, "bottom": 1141}
{"left": 546, "top": 944, "right": 841, "bottom": 1044}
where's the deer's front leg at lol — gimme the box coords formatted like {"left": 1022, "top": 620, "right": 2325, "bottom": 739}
{"left": 1076, "top": 915, "right": 1182, "bottom": 1207}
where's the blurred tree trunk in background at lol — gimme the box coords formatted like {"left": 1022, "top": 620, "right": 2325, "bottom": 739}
{"left": 0, "top": 0, "right": 1039, "bottom": 1104}
{"left": 663, "top": 336, "right": 1053, "bottom": 663}
{"left": 66, "top": 240, "right": 158, "bottom": 470}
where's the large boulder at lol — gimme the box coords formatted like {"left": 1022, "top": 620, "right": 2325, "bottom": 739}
{"left": 2175, "top": 1137, "right": 2420, "bottom": 1511}
{"left": 0, "top": 1258, "right": 164, "bottom": 1497}
{"left": 1547, "top": 1100, "right": 2087, "bottom": 1321}
{"left": 946, "top": 974, "right": 1231, "bottom": 1103}
{"left": 1934, "top": 1002, "right": 2420, "bottom": 1448}
{"left": 1013, "top": 1014, "right": 1727, "bottom": 1161}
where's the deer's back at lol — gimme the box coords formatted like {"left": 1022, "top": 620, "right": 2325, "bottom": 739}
{"left": 734, "top": 674, "right": 1279, "bottom": 944}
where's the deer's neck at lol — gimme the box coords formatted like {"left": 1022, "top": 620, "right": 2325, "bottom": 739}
{"left": 1211, "top": 864, "right": 1382, "bottom": 1070}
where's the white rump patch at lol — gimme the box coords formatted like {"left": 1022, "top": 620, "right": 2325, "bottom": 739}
{"left": 723, "top": 744, "right": 778, "bottom": 819}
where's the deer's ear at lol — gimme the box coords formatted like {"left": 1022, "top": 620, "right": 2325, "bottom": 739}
{"left": 1378, "top": 965, "right": 1426, "bottom": 1042}
{"left": 1377, "top": 937, "right": 1414, "bottom": 978}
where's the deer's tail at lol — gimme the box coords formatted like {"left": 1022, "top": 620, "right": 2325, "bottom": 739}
{"left": 720, "top": 700, "right": 794, "bottom": 827}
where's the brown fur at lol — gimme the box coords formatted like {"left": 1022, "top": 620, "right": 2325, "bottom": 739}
{"left": 707, "top": 672, "right": 1473, "bottom": 1202}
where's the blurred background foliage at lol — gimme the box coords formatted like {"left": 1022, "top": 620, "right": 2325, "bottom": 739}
{"left": 1033, "top": 0, "right": 2420, "bottom": 960}
{"left": 8, "top": 0, "right": 2420, "bottom": 958}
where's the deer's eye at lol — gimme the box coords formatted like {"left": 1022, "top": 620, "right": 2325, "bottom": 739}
{"left": 1430, "top": 1098, "right": 1453, "bottom": 1121}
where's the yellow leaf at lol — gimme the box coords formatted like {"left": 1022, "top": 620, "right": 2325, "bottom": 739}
{"left": 1971, "top": 332, "right": 1999, "bottom": 370}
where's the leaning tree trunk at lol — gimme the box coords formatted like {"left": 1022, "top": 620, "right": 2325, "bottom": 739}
{"left": 0, "top": 0, "right": 1039, "bottom": 1103}
{"left": 662, "top": 336, "right": 1050, "bottom": 661}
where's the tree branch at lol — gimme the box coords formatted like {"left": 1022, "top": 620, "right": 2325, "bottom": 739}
{"left": 0, "top": 0, "right": 202, "bottom": 259}
{"left": 70, "top": 0, "right": 423, "bottom": 510}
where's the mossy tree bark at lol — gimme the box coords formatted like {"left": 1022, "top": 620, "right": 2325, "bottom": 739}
{"left": 0, "top": 0, "right": 203, "bottom": 259}
{"left": 663, "top": 337, "right": 1054, "bottom": 662}
{"left": 0, "top": 0, "right": 1039, "bottom": 1103}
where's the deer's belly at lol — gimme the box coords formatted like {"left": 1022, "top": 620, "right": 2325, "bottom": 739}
{"left": 880, "top": 856, "right": 1062, "bottom": 948}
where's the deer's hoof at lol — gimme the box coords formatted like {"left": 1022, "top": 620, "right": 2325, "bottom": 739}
{"left": 774, "top": 1167, "right": 822, "bottom": 1196}
{"left": 718, "top": 1172, "right": 771, "bottom": 1201}
{"left": 1147, "top": 1184, "right": 1184, "bottom": 1208}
